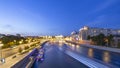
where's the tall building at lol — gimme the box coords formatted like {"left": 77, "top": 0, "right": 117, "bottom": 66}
{"left": 71, "top": 31, "right": 79, "bottom": 41}
{"left": 79, "top": 26, "right": 89, "bottom": 40}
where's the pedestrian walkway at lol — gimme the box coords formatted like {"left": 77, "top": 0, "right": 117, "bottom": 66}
{"left": 0, "top": 52, "right": 29, "bottom": 68}
{"left": 82, "top": 44, "right": 120, "bottom": 53}
{"left": 67, "top": 41, "right": 120, "bottom": 53}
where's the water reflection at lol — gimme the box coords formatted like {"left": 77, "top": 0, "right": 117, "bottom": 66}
{"left": 71, "top": 44, "right": 75, "bottom": 50}
{"left": 76, "top": 45, "right": 80, "bottom": 52}
{"left": 76, "top": 45, "right": 80, "bottom": 49}
{"left": 69, "top": 43, "right": 72, "bottom": 46}
{"left": 88, "top": 48, "right": 93, "bottom": 58}
{"left": 63, "top": 42, "right": 120, "bottom": 67}
{"left": 103, "top": 51, "right": 110, "bottom": 63}
{"left": 58, "top": 42, "right": 63, "bottom": 47}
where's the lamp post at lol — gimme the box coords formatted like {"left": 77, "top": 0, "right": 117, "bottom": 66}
{"left": 0, "top": 42, "right": 3, "bottom": 61}
{"left": 0, "top": 42, "right": 5, "bottom": 63}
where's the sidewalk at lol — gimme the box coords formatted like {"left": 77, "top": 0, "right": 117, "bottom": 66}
{"left": 81, "top": 44, "right": 120, "bottom": 53}
{"left": 0, "top": 40, "right": 46, "bottom": 68}
{"left": 0, "top": 52, "right": 29, "bottom": 68}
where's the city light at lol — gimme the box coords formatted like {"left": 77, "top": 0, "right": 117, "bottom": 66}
{"left": 0, "top": 0, "right": 120, "bottom": 68}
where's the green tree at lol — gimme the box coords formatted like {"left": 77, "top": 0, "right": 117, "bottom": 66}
{"left": 90, "top": 36, "right": 98, "bottom": 45}
{"left": 90, "top": 33, "right": 106, "bottom": 46}
{"left": 18, "top": 47, "right": 22, "bottom": 53}
{"left": 24, "top": 46, "right": 29, "bottom": 50}
{"left": 118, "top": 42, "right": 120, "bottom": 48}
{"left": 1, "top": 35, "right": 27, "bottom": 48}
{"left": 107, "top": 34, "right": 113, "bottom": 46}
{"left": 87, "top": 35, "right": 91, "bottom": 40}
{"left": 97, "top": 33, "right": 106, "bottom": 45}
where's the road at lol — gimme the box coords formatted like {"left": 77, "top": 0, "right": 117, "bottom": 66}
{"left": 11, "top": 40, "right": 48, "bottom": 68}
{"left": 2, "top": 42, "right": 38, "bottom": 58}
{"left": 32, "top": 42, "right": 88, "bottom": 68}
{"left": 0, "top": 52, "right": 29, "bottom": 68}
{"left": 11, "top": 48, "right": 39, "bottom": 68}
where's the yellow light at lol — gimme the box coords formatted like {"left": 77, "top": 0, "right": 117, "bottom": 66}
{"left": 103, "top": 51, "right": 110, "bottom": 63}
{"left": 19, "top": 41, "right": 22, "bottom": 44}
{"left": 76, "top": 45, "right": 80, "bottom": 48}
{"left": 88, "top": 48, "right": 93, "bottom": 58}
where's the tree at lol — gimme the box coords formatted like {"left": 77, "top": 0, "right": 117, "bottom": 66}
{"left": 107, "top": 34, "right": 113, "bottom": 46}
{"left": 18, "top": 47, "right": 22, "bottom": 53}
{"left": 87, "top": 35, "right": 91, "bottom": 40}
{"left": 90, "top": 33, "right": 106, "bottom": 46}
{"left": 97, "top": 33, "right": 106, "bottom": 45}
{"left": 24, "top": 46, "right": 29, "bottom": 50}
{"left": 1, "top": 35, "right": 27, "bottom": 48}
{"left": 118, "top": 42, "right": 120, "bottom": 48}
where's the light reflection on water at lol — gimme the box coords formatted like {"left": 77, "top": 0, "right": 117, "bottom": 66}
{"left": 58, "top": 42, "right": 63, "bottom": 47}
{"left": 71, "top": 44, "right": 75, "bottom": 50}
{"left": 88, "top": 48, "right": 93, "bottom": 58}
{"left": 69, "top": 43, "right": 72, "bottom": 46}
{"left": 63, "top": 42, "right": 120, "bottom": 67}
{"left": 76, "top": 45, "right": 80, "bottom": 52}
{"left": 76, "top": 45, "right": 80, "bottom": 49}
{"left": 103, "top": 51, "right": 110, "bottom": 63}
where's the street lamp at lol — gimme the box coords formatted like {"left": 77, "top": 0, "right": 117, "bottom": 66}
{"left": 0, "top": 41, "right": 3, "bottom": 62}
{"left": 19, "top": 41, "right": 22, "bottom": 44}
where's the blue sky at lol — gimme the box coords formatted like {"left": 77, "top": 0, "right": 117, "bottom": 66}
{"left": 0, "top": 0, "right": 120, "bottom": 36}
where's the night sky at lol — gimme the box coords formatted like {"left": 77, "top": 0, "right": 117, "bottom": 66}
{"left": 0, "top": 0, "right": 120, "bottom": 36}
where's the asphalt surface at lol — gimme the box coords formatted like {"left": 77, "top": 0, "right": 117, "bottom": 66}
{"left": 32, "top": 43, "right": 88, "bottom": 68}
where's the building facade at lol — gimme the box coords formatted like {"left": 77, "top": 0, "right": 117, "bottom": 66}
{"left": 71, "top": 31, "right": 79, "bottom": 41}
{"left": 79, "top": 26, "right": 120, "bottom": 40}
{"left": 113, "top": 35, "right": 120, "bottom": 47}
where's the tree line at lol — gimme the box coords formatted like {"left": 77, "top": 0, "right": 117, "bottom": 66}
{"left": 87, "top": 33, "right": 114, "bottom": 47}
{"left": 1, "top": 35, "right": 28, "bottom": 48}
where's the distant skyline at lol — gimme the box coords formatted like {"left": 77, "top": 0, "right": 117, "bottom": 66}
{"left": 0, "top": 0, "right": 120, "bottom": 36}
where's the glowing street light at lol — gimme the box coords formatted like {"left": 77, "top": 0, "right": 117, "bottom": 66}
{"left": 19, "top": 41, "right": 22, "bottom": 44}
